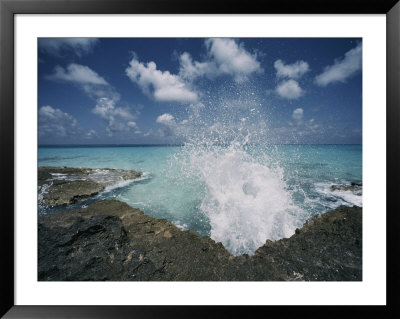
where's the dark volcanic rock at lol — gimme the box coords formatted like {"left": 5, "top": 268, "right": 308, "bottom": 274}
{"left": 39, "top": 201, "right": 234, "bottom": 281}
{"left": 38, "top": 166, "right": 142, "bottom": 207}
{"left": 254, "top": 206, "right": 362, "bottom": 281}
{"left": 38, "top": 200, "right": 362, "bottom": 281}
{"left": 39, "top": 215, "right": 143, "bottom": 281}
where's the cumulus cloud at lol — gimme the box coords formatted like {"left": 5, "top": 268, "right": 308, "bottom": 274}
{"left": 179, "top": 38, "right": 263, "bottom": 83}
{"left": 179, "top": 52, "right": 215, "bottom": 80}
{"left": 39, "top": 38, "right": 98, "bottom": 57}
{"left": 126, "top": 58, "right": 198, "bottom": 103}
{"left": 156, "top": 113, "right": 176, "bottom": 126}
{"left": 205, "top": 38, "right": 263, "bottom": 81}
{"left": 92, "top": 97, "right": 138, "bottom": 136}
{"left": 274, "top": 59, "right": 310, "bottom": 79}
{"left": 154, "top": 113, "right": 196, "bottom": 138}
{"left": 38, "top": 105, "right": 79, "bottom": 137}
{"left": 126, "top": 38, "right": 261, "bottom": 104}
{"left": 46, "top": 64, "right": 139, "bottom": 136}
{"left": 315, "top": 42, "right": 362, "bottom": 86}
{"left": 45, "top": 63, "right": 119, "bottom": 100}
{"left": 155, "top": 113, "right": 179, "bottom": 137}
{"left": 276, "top": 80, "right": 304, "bottom": 99}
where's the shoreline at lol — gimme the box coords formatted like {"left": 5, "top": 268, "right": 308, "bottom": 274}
{"left": 38, "top": 166, "right": 142, "bottom": 207}
{"left": 38, "top": 166, "right": 362, "bottom": 281}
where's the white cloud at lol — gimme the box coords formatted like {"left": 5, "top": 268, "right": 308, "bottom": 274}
{"left": 92, "top": 98, "right": 138, "bottom": 136}
{"left": 126, "top": 58, "right": 198, "bottom": 103}
{"left": 276, "top": 80, "right": 304, "bottom": 99}
{"left": 206, "top": 38, "right": 263, "bottom": 82}
{"left": 155, "top": 113, "right": 177, "bottom": 137}
{"left": 39, "top": 38, "right": 98, "bottom": 57}
{"left": 292, "top": 108, "right": 304, "bottom": 125}
{"left": 156, "top": 113, "right": 176, "bottom": 126}
{"left": 155, "top": 113, "right": 195, "bottom": 138}
{"left": 273, "top": 59, "right": 308, "bottom": 101}
{"left": 46, "top": 63, "right": 119, "bottom": 100}
{"left": 315, "top": 43, "right": 362, "bottom": 86}
{"left": 38, "top": 105, "right": 79, "bottom": 137}
{"left": 274, "top": 59, "right": 310, "bottom": 79}
{"left": 179, "top": 38, "right": 263, "bottom": 83}
{"left": 46, "top": 63, "right": 108, "bottom": 85}
{"left": 46, "top": 64, "right": 139, "bottom": 137}
{"left": 179, "top": 52, "right": 215, "bottom": 81}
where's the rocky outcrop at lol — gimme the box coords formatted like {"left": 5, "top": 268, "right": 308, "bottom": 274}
{"left": 38, "top": 167, "right": 142, "bottom": 207}
{"left": 253, "top": 205, "right": 362, "bottom": 281}
{"left": 38, "top": 200, "right": 362, "bottom": 281}
{"left": 39, "top": 179, "right": 105, "bottom": 207}
{"left": 331, "top": 182, "right": 362, "bottom": 195}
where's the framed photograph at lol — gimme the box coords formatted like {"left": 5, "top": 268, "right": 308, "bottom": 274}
{"left": 1, "top": 0, "right": 399, "bottom": 317}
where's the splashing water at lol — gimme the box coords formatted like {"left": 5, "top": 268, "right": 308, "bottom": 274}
{"left": 162, "top": 83, "right": 306, "bottom": 256}
{"left": 175, "top": 139, "right": 303, "bottom": 256}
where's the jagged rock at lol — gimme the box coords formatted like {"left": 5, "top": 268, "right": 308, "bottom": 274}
{"left": 38, "top": 200, "right": 362, "bottom": 281}
{"left": 38, "top": 215, "right": 144, "bottom": 281}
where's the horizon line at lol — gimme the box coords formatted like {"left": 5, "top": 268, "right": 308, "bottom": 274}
{"left": 38, "top": 143, "right": 363, "bottom": 147}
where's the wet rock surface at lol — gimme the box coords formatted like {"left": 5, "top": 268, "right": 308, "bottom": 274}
{"left": 38, "top": 166, "right": 142, "bottom": 207}
{"left": 331, "top": 182, "right": 362, "bottom": 195}
{"left": 38, "top": 200, "right": 362, "bottom": 281}
{"left": 40, "top": 179, "right": 105, "bottom": 207}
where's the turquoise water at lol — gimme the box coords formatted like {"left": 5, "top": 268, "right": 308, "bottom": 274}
{"left": 38, "top": 144, "right": 362, "bottom": 255}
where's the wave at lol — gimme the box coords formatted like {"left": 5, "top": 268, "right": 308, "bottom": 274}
{"left": 314, "top": 182, "right": 362, "bottom": 208}
{"left": 101, "top": 172, "right": 151, "bottom": 193}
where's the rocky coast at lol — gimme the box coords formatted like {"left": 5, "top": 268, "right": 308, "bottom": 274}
{"left": 38, "top": 166, "right": 142, "bottom": 207}
{"left": 38, "top": 167, "right": 362, "bottom": 281}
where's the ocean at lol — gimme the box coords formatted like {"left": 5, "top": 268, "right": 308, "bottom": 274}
{"left": 38, "top": 144, "right": 362, "bottom": 256}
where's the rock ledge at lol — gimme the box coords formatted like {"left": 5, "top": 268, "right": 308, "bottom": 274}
{"left": 38, "top": 166, "right": 142, "bottom": 207}
{"left": 38, "top": 200, "right": 362, "bottom": 281}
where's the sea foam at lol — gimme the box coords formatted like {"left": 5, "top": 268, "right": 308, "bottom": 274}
{"left": 102, "top": 172, "right": 151, "bottom": 193}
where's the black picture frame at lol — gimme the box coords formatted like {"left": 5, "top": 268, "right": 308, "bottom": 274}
{"left": 1, "top": 0, "right": 399, "bottom": 318}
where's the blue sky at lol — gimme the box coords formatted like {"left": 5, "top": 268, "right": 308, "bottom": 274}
{"left": 38, "top": 38, "right": 362, "bottom": 145}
